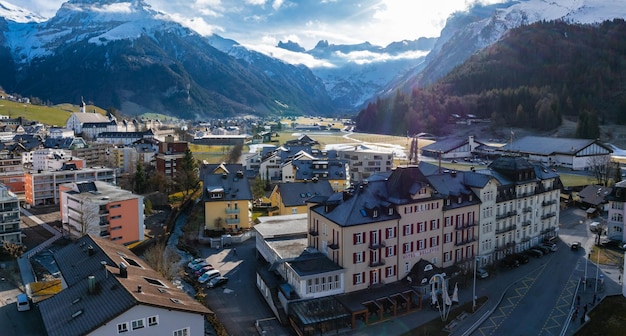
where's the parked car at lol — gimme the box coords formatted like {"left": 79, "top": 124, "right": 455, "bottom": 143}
{"left": 207, "top": 276, "right": 229, "bottom": 288}
{"left": 194, "top": 265, "right": 215, "bottom": 277}
{"left": 190, "top": 261, "right": 210, "bottom": 272}
{"left": 500, "top": 255, "right": 520, "bottom": 268}
{"left": 541, "top": 242, "right": 557, "bottom": 252}
{"left": 16, "top": 293, "right": 30, "bottom": 312}
{"left": 512, "top": 253, "right": 530, "bottom": 264}
{"left": 571, "top": 241, "right": 581, "bottom": 250}
{"left": 524, "top": 249, "right": 543, "bottom": 258}
{"left": 198, "top": 270, "right": 221, "bottom": 284}
{"left": 535, "top": 245, "right": 551, "bottom": 254}
{"left": 187, "top": 258, "right": 205, "bottom": 269}
{"left": 477, "top": 268, "right": 489, "bottom": 279}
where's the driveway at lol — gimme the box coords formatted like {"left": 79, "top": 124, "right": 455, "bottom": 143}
{"left": 200, "top": 238, "right": 293, "bottom": 336}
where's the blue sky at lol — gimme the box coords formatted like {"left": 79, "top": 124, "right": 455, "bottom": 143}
{"left": 19, "top": 0, "right": 506, "bottom": 50}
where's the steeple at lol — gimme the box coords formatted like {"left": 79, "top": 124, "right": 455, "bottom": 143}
{"left": 80, "top": 97, "right": 86, "bottom": 113}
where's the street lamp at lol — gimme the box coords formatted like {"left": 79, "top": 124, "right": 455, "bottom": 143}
{"left": 595, "top": 248, "right": 600, "bottom": 293}
{"left": 473, "top": 256, "right": 482, "bottom": 312}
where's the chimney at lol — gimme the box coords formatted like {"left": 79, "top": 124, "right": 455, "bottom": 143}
{"left": 87, "top": 245, "right": 94, "bottom": 256}
{"left": 88, "top": 275, "right": 96, "bottom": 294}
{"left": 119, "top": 262, "right": 128, "bottom": 278}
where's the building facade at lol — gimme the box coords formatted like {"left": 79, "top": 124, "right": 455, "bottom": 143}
{"left": 59, "top": 181, "right": 144, "bottom": 244}
{"left": 0, "top": 184, "right": 20, "bottom": 246}
{"left": 24, "top": 167, "right": 116, "bottom": 206}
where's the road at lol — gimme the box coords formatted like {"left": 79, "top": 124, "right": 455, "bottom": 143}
{"left": 469, "top": 207, "right": 604, "bottom": 336}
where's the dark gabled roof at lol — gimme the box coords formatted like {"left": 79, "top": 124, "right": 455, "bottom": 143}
{"left": 501, "top": 136, "right": 612, "bottom": 156}
{"left": 310, "top": 179, "right": 400, "bottom": 227}
{"left": 426, "top": 171, "right": 480, "bottom": 209}
{"left": 97, "top": 131, "right": 152, "bottom": 138}
{"left": 386, "top": 166, "right": 429, "bottom": 202}
{"left": 276, "top": 181, "right": 334, "bottom": 207}
{"left": 11, "top": 133, "right": 43, "bottom": 151}
{"left": 418, "top": 161, "right": 444, "bottom": 176}
{"left": 578, "top": 184, "right": 612, "bottom": 206}
{"left": 462, "top": 171, "right": 494, "bottom": 188}
{"left": 201, "top": 163, "right": 253, "bottom": 202}
{"left": 39, "top": 235, "right": 209, "bottom": 336}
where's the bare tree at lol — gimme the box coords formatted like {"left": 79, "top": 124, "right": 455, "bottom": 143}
{"left": 2, "top": 241, "right": 25, "bottom": 273}
{"left": 67, "top": 199, "right": 101, "bottom": 238}
{"left": 587, "top": 156, "right": 612, "bottom": 186}
{"left": 143, "top": 242, "right": 181, "bottom": 280}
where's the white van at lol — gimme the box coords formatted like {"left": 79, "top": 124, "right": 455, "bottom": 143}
{"left": 16, "top": 293, "right": 30, "bottom": 312}
{"left": 590, "top": 222, "right": 600, "bottom": 233}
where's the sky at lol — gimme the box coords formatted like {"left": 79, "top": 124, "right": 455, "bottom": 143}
{"left": 17, "top": 0, "right": 507, "bottom": 50}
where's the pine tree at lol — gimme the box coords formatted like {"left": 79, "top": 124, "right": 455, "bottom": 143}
{"left": 175, "top": 147, "right": 200, "bottom": 204}
{"left": 134, "top": 162, "right": 147, "bottom": 194}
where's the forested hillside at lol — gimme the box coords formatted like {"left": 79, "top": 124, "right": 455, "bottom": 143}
{"left": 356, "top": 19, "right": 626, "bottom": 138}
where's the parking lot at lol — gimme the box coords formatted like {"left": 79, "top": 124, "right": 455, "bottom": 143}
{"left": 196, "top": 238, "right": 293, "bottom": 336}
{"left": 0, "top": 268, "right": 46, "bottom": 335}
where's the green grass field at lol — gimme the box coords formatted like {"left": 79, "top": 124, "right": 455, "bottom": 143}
{"left": 0, "top": 99, "right": 106, "bottom": 127}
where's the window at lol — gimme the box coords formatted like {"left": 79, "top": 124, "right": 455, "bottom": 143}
{"left": 418, "top": 239, "right": 425, "bottom": 250}
{"left": 291, "top": 208, "right": 297, "bottom": 214}
{"left": 386, "top": 227, "right": 396, "bottom": 239}
{"left": 353, "top": 232, "right": 364, "bottom": 244}
{"left": 403, "top": 224, "right": 413, "bottom": 236}
{"left": 148, "top": 316, "right": 158, "bottom": 327}
{"left": 403, "top": 242, "right": 412, "bottom": 253}
{"left": 444, "top": 233, "right": 452, "bottom": 243}
{"left": 117, "top": 323, "right": 129, "bottom": 333}
{"left": 418, "top": 222, "right": 425, "bottom": 233}
{"left": 386, "top": 245, "right": 396, "bottom": 257}
{"left": 131, "top": 319, "right": 145, "bottom": 330}
{"left": 386, "top": 266, "right": 396, "bottom": 277}
{"left": 173, "top": 328, "right": 190, "bottom": 336}
{"left": 353, "top": 272, "right": 363, "bottom": 285}
{"left": 353, "top": 251, "right": 364, "bottom": 263}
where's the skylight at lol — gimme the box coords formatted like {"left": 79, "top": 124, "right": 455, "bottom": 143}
{"left": 143, "top": 277, "right": 166, "bottom": 287}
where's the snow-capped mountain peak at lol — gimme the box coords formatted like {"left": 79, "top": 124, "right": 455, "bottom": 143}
{"left": 0, "top": 1, "right": 46, "bottom": 23}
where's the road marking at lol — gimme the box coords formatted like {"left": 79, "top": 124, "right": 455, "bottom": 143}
{"left": 538, "top": 274, "right": 578, "bottom": 336}
{"left": 475, "top": 264, "right": 548, "bottom": 336}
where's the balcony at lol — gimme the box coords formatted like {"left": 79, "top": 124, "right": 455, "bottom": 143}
{"left": 0, "top": 215, "right": 19, "bottom": 223}
{"left": 495, "top": 225, "right": 517, "bottom": 234}
{"left": 0, "top": 226, "right": 20, "bottom": 234}
{"left": 369, "top": 241, "right": 386, "bottom": 250}
{"left": 496, "top": 210, "right": 517, "bottom": 220}
{"left": 369, "top": 259, "right": 386, "bottom": 267}
{"left": 541, "top": 212, "right": 556, "bottom": 220}
{"left": 0, "top": 206, "right": 18, "bottom": 213}
{"left": 225, "top": 208, "right": 240, "bottom": 214}
{"left": 542, "top": 200, "right": 557, "bottom": 207}
{"left": 328, "top": 242, "right": 340, "bottom": 250}
{"left": 522, "top": 220, "right": 532, "bottom": 227}
{"left": 521, "top": 236, "right": 531, "bottom": 242}
{"left": 455, "top": 222, "right": 477, "bottom": 230}
{"left": 522, "top": 207, "right": 532, "bottom": 213}
{"left": 455, "top": 237, "right": 477, "bottom": 246}
{"left": 309, "top": 229, "right": 319, "bottom": 236}
{"left": 225, "top": 218, "right": 240, "bottom": 225}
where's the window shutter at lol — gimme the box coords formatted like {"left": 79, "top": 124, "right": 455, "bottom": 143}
{"left": 410, "top": 241, "right": 414, "bottom": 252}
{"left": 353, "top": 233, "right": 357, "bottom": 245}
{"left": 363, "top": 232, "right": 367, "bottom": 244}
{"left": 353, "top": 253, "right": 357, "bottom": 264}
{"left": 394, "top": 245, "right": 397, "bottom": 256}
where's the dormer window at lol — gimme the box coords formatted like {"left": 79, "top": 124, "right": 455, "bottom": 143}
{"left": 457, "top": 197, "right": 462, "bottom": 204}
{"left": 373, "top": 209, "right": 378, "bottom": 218}
{"left": 388, "top": 207, "right": 393, "bottom": 215}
